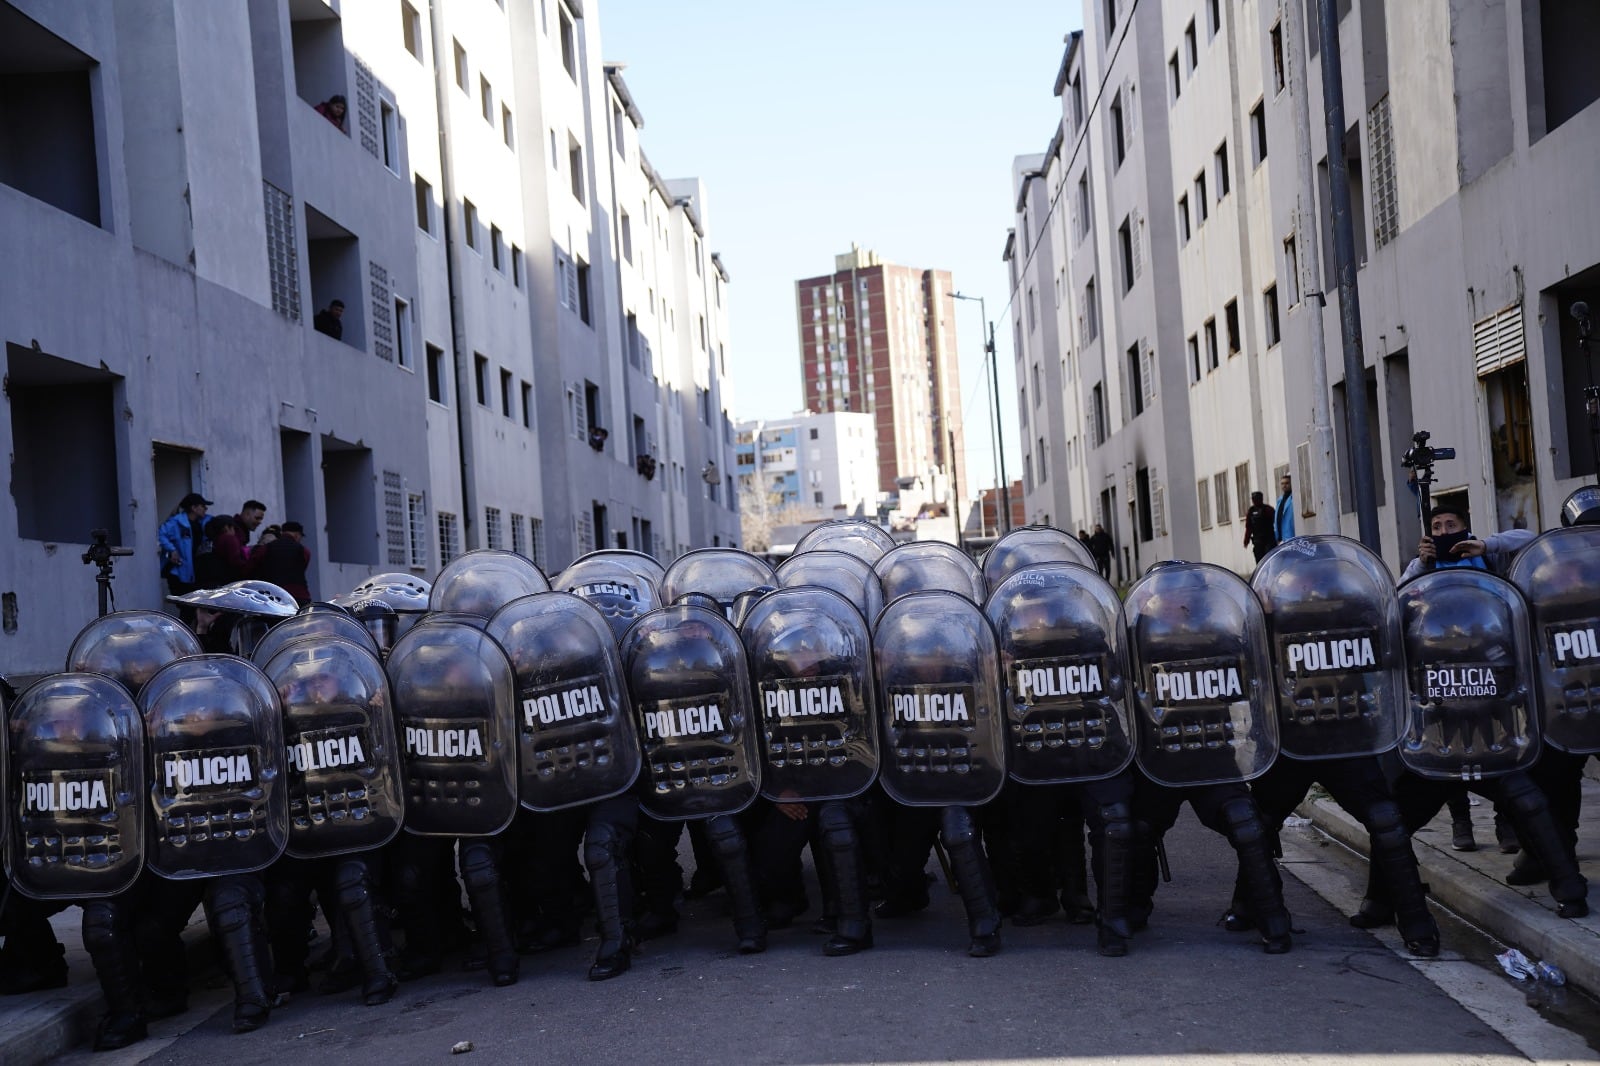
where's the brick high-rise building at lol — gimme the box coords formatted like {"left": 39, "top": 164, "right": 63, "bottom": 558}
{"left": 795, "top": 245, "right": 966, "bottom": 499}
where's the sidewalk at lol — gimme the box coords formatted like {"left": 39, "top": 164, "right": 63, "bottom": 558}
{"left": 1302, "top": 767, "right": 1600, "bottom": 998}
{"left": 0, "top": 905, "right": 211, "bottom": 1066}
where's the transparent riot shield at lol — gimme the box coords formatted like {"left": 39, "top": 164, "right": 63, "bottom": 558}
{"left": 981, "top": 526, "right": 1097, "bottom": 589}
{"left": 487, "top": 593, "right": 641, "bottom": 812}
{"left": 5, "top": 674, "right": 146, "bottom": 899}
{"left": 741, "top": 586, "right": 878, "bottom": 802}
{"left": 1125, "top": 562, "right": 1279, "bottom": 786}
{"left": 985, "top": 563, "right": 1134, "bottom": 784}
{"left": 139, "top": 656, "right": 288, "bottom": 879}
{"left": 792, "top": 520, "right": 896, "bottom": 565}
{"left": 660, "top": 548, "right": 776, "bottom": 619}
{"left": 172, "top": 581, "right": 299, "bottom": 618}
{"left": 554, "top": 555, "right": 663, "bottom": 642}
{"left": 386, "top": 620, "right": 519, "bottom": 836}
{"left": 261, "top": 637, "right": 404, "bottom": 858}
{"left": 333, "top": 573, "right": 433, "bottom": 615}
{"left": 875, "top": 541, "right": 987, "bottom": 606}
{"left": 872, "top": 590, "right": 1007, "bottom": 806}
{"left": 66, "top": 611, "right": 202, "bottom": 697}
{"left": 1252, "top": 535, "right": 1404, "bottom": 759}
{"left": 775, "top": 550, "right": 885, "bottom": 626}
{"left": 619, "top": 605, "right": 761, "bottom": 820}
{"left": 429, "top": 549, "right": 551, "bottom": 620}
{"left": 578, "top": 549, "right": 668, "bottom": 591}
{"left": 1398, "top": 570, "right": 1539, "bottom": 779}
{"left": 251, "top": 611, "right": 380, "bottom": 667}
{"left": 1508, "top": 526, "right": 1600, "bottom": 754}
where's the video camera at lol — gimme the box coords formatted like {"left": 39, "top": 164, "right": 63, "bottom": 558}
{"left": 1400, "top": 431, "right": 1454, "bottom": 477}
{"left": 82, "top": 529, "right": 134, "bottom": 618}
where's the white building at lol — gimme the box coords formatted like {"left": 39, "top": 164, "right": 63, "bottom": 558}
{"left": 735, "top": 410, "right": 879, "bottom": 521}
{"left": 0, "top": 0, "right": 740, "bottom": 674}
{"left": 1007, "top": 0, "right": 1600, "bottom": 579}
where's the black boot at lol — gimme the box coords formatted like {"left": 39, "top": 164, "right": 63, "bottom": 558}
{"left": 585, "top": 820, "right": 635, "bottom": 981}
{"left": 941, "top": 806, "right": 1002, "bottom": 958}
{"left": 706, "top": 815, "right": 766, "bottom": 953}
{"left": 83, "top": 900, "right": 148, "bottom": 1051}
{"left": 460, "top": 841, "right": 519, "bottom": 986}
{"left": 1094, "top": 802, "right": 1135, "bottom": 957}
{"left": 392, "top": 839, "right": 444, "bottom": 981}
{"left": 335, "top": 859, "right": 398, "bottom": 1005}
{"left": 1219, "top": 796, "right": 1292, "bottom": 954}
{"left": 818, "top": 803, "right": 872, "bottom": 957}
{"left": 1366, "top": 800, "right": 1438, "bottom": 957}
{"left": 1501, "top": 774, "right": 1589, "bottom": 919}
{"left": 205, "top": 877, "right": 273, "bottom": 1033}
{"left": 1127, "top": 821, "right": 1159, "bottom": 932}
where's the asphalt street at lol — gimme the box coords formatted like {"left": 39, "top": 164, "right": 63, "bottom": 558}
{"left": 51, "top": 813, "right": 1600, "bottom": 1065}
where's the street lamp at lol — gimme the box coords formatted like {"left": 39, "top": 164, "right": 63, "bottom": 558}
{"left": 951, "top": 291, "right": 1011, "bottom": 533}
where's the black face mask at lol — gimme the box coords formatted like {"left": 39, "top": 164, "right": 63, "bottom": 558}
{"left": 1433, "top": 529, "right": 1474, "bottom": 559}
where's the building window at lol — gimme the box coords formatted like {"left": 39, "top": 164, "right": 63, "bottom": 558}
{"left": 1213, "top": 472, "right": 1232, "bottom": 525}
{"left": 1075, "top": 176, "right": 1090, "bottom": 242}
{"left": 1169, "top": 53, "right": 1182, "bottom": 104}
{"left": 402, "top": 1, "right": 423, "bottom": 60}
{"left": 1128, "top": 343, "right": 1145, "bottom": 416}
{"left": 1204, "top": 317, "right": 1219, "bottom": 370}
{"left": 1194, "top": 173, "right": 1208, "bottom": 223}
{"left": 500, "top": 368, "right": 513, "bottom": 417}
{"left": 426, "top": 343, "right": 447, "bottom": 404}
{"left": 1198, "top": 477, "right": 1213, "bottom": 530}
{"left": 1037, "top": 436, "right": 1047, "bottom": 483}
{"left": 1110, "top": 94, "right": 1126, "bottom": 168}
{"left": 1225, "top": 299, "right": 1241, "bottom": 355}
{"left": 530, "top": 517, "right": 545, "bottom": 567}
{"left": 394, "top": 297, "right": 412, "bottom": 369}
{"left": 569, "top": 137, "right": 585, "bottom": 203}
{"left": 1188, "top": 333, "right": 1201, "bottom": 382}
{"left": 502, "top": 104, "right": 515, "bottom": 149}
{"left": 453, "top": 40, "right": 468, "bottom": 91}
{"left": 1283, "top": 234, "right": 1301, "bottom": 305}
{"left": 480, "top": 75, "right": 493, "bottom": 123}
{"left": 1118, "top": 217, "right": 1135, "bottom": 294}
{"left": 559, "top": 5, "right": 576, "bottom": 79}
{"left": 380, "top": 99, "right": 399, "bottom": 173}
{"left": 437, "top": 511, "right": 460, "bottom": 565}
{"left": 1263, "top": 285, "right": 1281, "bottom": 348}
{"left": 1084, "top": 277, "right": 1099, "bottom": 342}
{"left": 576, "top": 259, "right": 591, "bottom": 324}
{"left": 485, "top": 506, "right": 503, "bottom": 550}
{"left": 1370, "top": 95, "right": 1399, "bottom": 247}
{"left": 1185, "top": 19, "right": 1198, "bottom": 74}
{"left": 414, "top": 175, "right": 434, "bottom": 234}
{"left": 511, "top": 513, "right": 527, "bottom": 556}
{"left": 1215, "top": 141, "right": 1231, "bottom": 199}
{"left": 511, "top": 245, "right": 523, "bottom": 287}
{"left": 1271, "top": 21, "right": 1286, "bottom": 94}
{"left": 407, "top": 492, "right": 428, "bottom": 568}
{"left": 1250, "top": 100, "right": 1268, "bottom": 168}
{"left": 490, "top": 224, "right": 503, "bottom": 271}
{"left": 462, "top": 199, "right": 478, "bottom": 250}
{"left": 1178, "top": 194, "right": 1191, "bottom": 244}
{"left": 474, "top": 353, "right": 489, "bottom": 406}
{"left": 521, "top": 381, "right": 532, "bottom": 427}
{"left": 1207, "top": 0, "right": 1221, "bottom": 39}
{"left": 1235, "top": 463, "right": 1252, "bottom": 522}
{"left": 620, "top": 209, "right": 633, "bottom": 263}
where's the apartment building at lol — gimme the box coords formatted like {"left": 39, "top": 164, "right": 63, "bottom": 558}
{"left": 734, "top": 411, "right": 879, "bottom": 520}
{"left": 0, "top": 0, "right": 739, "bottom": 673}
{"left": 1008, "top": 0, "right": 1600, "bottom": 577}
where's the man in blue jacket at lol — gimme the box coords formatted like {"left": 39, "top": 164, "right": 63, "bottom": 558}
{"left": 157, "top": 492, "right": 211, "bottom": 595}
{"left": 1274, "top": 474, "right": 1295, "bottom": 543}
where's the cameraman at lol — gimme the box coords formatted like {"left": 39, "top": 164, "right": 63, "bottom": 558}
{"left": 1399, "top": 500, "right": 1533, "bottom": 582}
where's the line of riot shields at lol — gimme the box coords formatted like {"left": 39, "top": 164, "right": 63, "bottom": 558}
{"left": 4, "top": 519, "right": 1597, "bottom": 1040}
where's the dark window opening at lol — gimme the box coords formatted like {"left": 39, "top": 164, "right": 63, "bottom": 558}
{"left": 7, "top": 344, "right": 121, "bottom": 542}
{"left": 474, "top": 353, "right": 489, "bottom": 406}
{"left": 559, "top": 6, "right": 577, "bottom": 79}
{"left": 322, "top": 434, "right": 377, "bottom": 565}
{"left": 0, "top": 7, "right": 101, "bottom": 226}
{"left": 576, "top": 259, "right": 591, "bottom": 324}
{"left": 305, "top": 204, "right": 365, "bottom": 349}
{"left": 500, "top": 368, "right": 513, "bottom": 417}
{"left": 1109, "top": 95, "right": 1126, "bottom": 168}
{"left": 289, "top": 5, "right": 349, "bottom": 118}
{"left": 1263, "top": 286, "right": 1281, "bottom": 347}
{"left": 1136, "top": 466, "right": 1154, "bottom": 542}
{"left": 1118, "top": 217, "right": 1135, "bottom": 293}
{"left": 1128, "top": 342, "right": 1146, "bottom": 416}
{"left": 426, "top": 343, "right": 447, "bottom": 404}
{"left": 1225, "top": 298, "right": 1241, "bottom": 354}
{"left": 1538, "top": 1, "right": 1600, "bottom": 134}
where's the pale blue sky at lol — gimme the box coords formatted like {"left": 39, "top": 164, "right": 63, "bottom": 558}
{"left": 599, "top": 0, "right": 1083, "bottom": 491}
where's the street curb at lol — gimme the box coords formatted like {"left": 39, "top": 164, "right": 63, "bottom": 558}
{"left": 1302, "top": 796, "right": 1600, "bottom": 998}
{"left": 0, "top": 913, "right": 214, "bottom": 1066}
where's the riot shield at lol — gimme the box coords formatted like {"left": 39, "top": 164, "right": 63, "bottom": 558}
{"left": 1252, "top": 536, "right": 1404, "bottom": 759}
{"left": 985, "top": 563, "right": 1134, "bottom": 784}
{"left": 1125, "top": 562, "right": 1279, "bottom": 787}
{"left": 554, "top": 555, "right": 663, "bottom": 642}
{"left": 619, "top": 605, "right": 762, "bottom": 820}
{"left": 333, "top": 572, "right": 433, "bottom": 615}
{"left": 659, "top": 548, "right": 776, "bottom": 618}
{"left": 1508, "top": 526, "right": 1600, "bottom": 754}
{"left": 981, "top": 526, "right": 1097, "bottom": 589}
{"left": 740, "top": 586, "right": 878, "bottom": 802}
{"left": 386, "top": 620, "right": 519, "bottom": 835}
{"left": 66, "top": 611, "right": 203, "bottom": 697}
{"left": 578, "top": 549, "right": 667, "bottom": 590}
{"left": 139, "top": 656, "right": 288, "bottom": 879}
{"left": 429, "top": 549, "right": 551, "bottom": 620}
{"left": 1399, "top": 570, "right": 1539, "bottom": 779}
{"left": 874, "top": 541, "right": 987, "bottom": 606}
{"left": 5, "top": 674, "right": 146, "bottom": 899}
{"left": 261, "top": 638, "right": 405, "bottom": 858}
{"left": 486, "top": 593, "right": 641, "bottom": 812}
{"left": 251, "top": 611, "right": 380, "bottom": 667}
{"left": 872, "top": 590, "right": 1007, "bottom": 806}
{"left": 792, "top": 520, "right": 896, "bottom": 565}
{"left": 172, "top": 581, "right": 299, "bottom": 618}
{"left": 775, "top": 550, "right": 885, "bottom": 625}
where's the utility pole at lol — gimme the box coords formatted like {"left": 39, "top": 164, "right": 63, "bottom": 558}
{"left": 988, "top": 320, "right": 1012, "bottom": 532}
{"left": 1282, "top": 0, "right": 1338, "bottom": 535}
{"left": 1315, "top": 0, "right": 1381, "bottom": 548}
{"left": 950, "top": 428, "right": 964, "bottom": 552}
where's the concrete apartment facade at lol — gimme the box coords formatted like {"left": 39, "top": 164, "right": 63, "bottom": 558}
{"left": 795, "top": 246, "right": 968, "bottom": 503}
{"left": 734, "top": 411, "right": 879, "bottom": 520}
{"left": 1007, "top": 0, "right": 1600, "bottom": 579}
{"left": 0, "top": 0, "right": 740, "bottom": 674}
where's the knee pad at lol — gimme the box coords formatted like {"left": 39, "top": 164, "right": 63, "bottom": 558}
{"left": 817, "top": 803, "right": 857, "bottom": 853}
{"left": 584, "top": 820, "right": 624, "bottom": 870}
{"left": 459, "top": 842, "right": 499, "bottom": 892}
{"left": 705, "top": 815, "right": 745, "bottom": 859}
{"left": 1220, "top": 796, "right": 1266, "bottom": 849}
{"left": 1099, "top": 800, "right": 1133, "bottom": 834}
{"left": 81, "top": 901, "right": 126, "bottom": 954}
{"left": 1365, "top": 799, "right": 1409, "bottom": 852}
{"left": 939, "top": 806, "right": 978, "bottom": 850}
{"left": 1499, "top": 774, "right": 1548, "bottom": 820}
{"left": 335, "top": 859, "right": 372, "bottom": 912}
{"left": 206, "top": 879, "right": 259, "bottom": 935}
